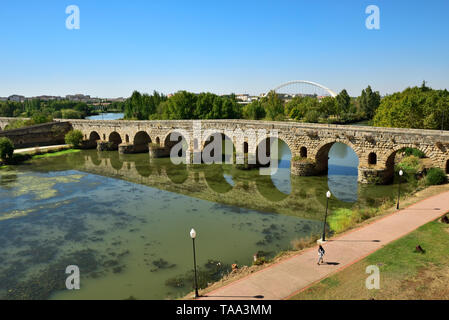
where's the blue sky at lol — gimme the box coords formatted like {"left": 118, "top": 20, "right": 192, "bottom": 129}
{"left": 1, "top": 0, "right": 448, "bottom": 98}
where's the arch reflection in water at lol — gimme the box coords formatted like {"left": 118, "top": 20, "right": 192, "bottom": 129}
{"left": 255, "top": 138, "right": 292, "bottom": 196}
{"left": 327, "top": 143, "right": 359, "bottom": 202}
{"left": 70, "top": 145, "right": 360, "bottom": 205}
{"left": 26, "top": 150, "right": 409, "bottom": 222}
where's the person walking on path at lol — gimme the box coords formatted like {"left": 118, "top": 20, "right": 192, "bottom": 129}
{"left": 317, "top": 245, "right": 325, "bottom": 265}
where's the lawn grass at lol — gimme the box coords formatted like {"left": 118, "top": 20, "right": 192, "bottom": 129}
{"left": 290, "top": 218, "right": 449, "bottom": 300}
{"left": 1, "top": 148, "right": 80, "bottom": 168}
{"left": 31, "top": 148, "right": 80, "bottom": 159}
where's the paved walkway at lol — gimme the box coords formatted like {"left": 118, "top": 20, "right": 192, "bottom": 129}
{"left": 200, "top": 190, "right": 449, "bottom": 300}
{"left": 13, "top": 144, "right": 69, "bottom": 154}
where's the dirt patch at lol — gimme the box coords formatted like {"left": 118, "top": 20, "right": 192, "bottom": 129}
{"left": 396, "top": 264, "right": 449, "bottom": 299}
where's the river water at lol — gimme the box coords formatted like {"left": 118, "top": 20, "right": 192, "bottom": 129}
{"left": 86, "top": 113, "right": 124, "bottom": 120}
{"left": 0, "top": 137, "right": 409, "bottom": 300}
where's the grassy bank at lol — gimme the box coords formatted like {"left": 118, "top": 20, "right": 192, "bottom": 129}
{"left": 0, "top": 147, "right": 80, "bottom": 169}
{"left": 291, "top": 217, "right": 449, "bottom": 300}
{"left": 182, "top": 184, "right": 449, "bottom": 299}
{"left": 31, "top": 149, "right": 80, "bottom": 159}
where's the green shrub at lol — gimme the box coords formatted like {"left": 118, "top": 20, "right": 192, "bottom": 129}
{"left": 425, "top": 168, "right": 447, "bottom": 186}
{"left": 4, "top": 119, "right": 27, "bottom": 130}
{"left": 397, "top": 155, "right": 421, "bottom": 181}
{"left": 303, "top": 110, "right": 320, "bottom": 123}
{"left": 328, "top": 208, "right": 358, "bottom": 233}
{"left": 253, "top": 256, "right": 268, "bottom": 266}
{"left": 0, "top": 137, "right": 14, "bottom": 161}
{"left": 401, "top": 148, "right": 426, "bottom": 158}
{"left": 65, "top": 130, "right": 84, "bottom": 148}
{"left": 30, "top": 114, "right": 53, "bottom": 125}
{"left": 61, "top": 109, "right": 82, "bottom": 119}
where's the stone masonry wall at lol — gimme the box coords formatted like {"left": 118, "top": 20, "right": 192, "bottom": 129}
{"left": 0, "top": 121, "right": 72, "bottom": 149}
{"left": 2, "top": 117, "right": 449, "bottom": 183}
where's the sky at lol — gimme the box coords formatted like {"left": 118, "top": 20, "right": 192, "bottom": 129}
{"left": 1, "top": 0, "right": 448, "bottom": 98}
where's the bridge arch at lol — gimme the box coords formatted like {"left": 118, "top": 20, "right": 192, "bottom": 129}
{"left": 202, "top": 132, "right": 235, "bottom": 163}
{"left": 376, "top": 145, "right": 434, "bottom": 183}
{"left": 255, "top": 135, "right": 294, "bottom": 166}
{"left": 89, "top": 131, "right": 101, "bottom": 142}
{"left": 446, "top": 159, "right": 449, "bottom": 174}
{"left": 269, "top": 80, "right": 337, "bottom": 98}
{"left": 382, "top": 145, "right": 433, "bottom": 170}
{"left": 109, "top": 132, "right": 122, "bottom": 150}
{"left": 313, "top": 140, "right": 360, "bottom": 174}
{"left": 133, "top": 131, "right": 152, "bottom": 153}
{"left": 164, "top": 131, "right": 189, "bottom": 158}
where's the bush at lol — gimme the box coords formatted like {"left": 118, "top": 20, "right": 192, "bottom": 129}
{"left": 61, "top": 109, "right": 82, "bottom": 119}
{"left": 328, "top": 208, "right": 358, "bottom": 233}
{"left": 253, "top": 256, "right": 268, "bottom": 266}
{"left": 4, "top": 119, "right": 27, "bottom": 130}
{"left": 425, "top": 168, "right": 447, "bottom": 186}
{"left": 65, "top": 130, "right": 84, "bottom": 148}
{"left": 303, "top": 109, "right": 320, "bottom": 123}
{"left": 401, "top": 148, "right": 425, "bottom": 158}
{"left": 0, "top": 137, "right": 14, "bottom": 161}
{"left": 397, "top": 155, "right": 421, "bottom": 180}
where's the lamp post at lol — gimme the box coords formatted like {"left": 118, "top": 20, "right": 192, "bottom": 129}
{"left": 190, "top": 228, "right": 199, "bottom": 298}
{"left": 322, "top": 191, "right": 331, "bottom": 242}
{"left": 397, "top": 170, "right": 403, "bottom": 210}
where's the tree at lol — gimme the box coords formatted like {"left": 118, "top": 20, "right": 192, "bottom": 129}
{"left": 0, "top": 137, "right": 14, "bottom": 161}
{"left": 164, "top": 91, "right": 197, "bottom": 119}
{"left": 61, "top": 109, "right": 82, "bottom": 119}
{"left": 373, "top": 85, "right": 449, "bottom": 129}
{"left": 65, "top": 130, "right": 84, "bottom": 148}
{"left": 195, "top": 93, "right": 216, "bottom": 119}
{"left": 319, "top": 96, "right": 337, "bottom": 116}
{"left": 263, "top": 91, "right": 284, "bottom": 120}
{"left": 243, "top": 100, "right": 266, "bottom": 120}
{"left": 285, "top": 96, "right": 304, "bottom": 117}
{"left": 288, "top": 96, "right": 320, "bottom": 122}
{"left": 359, "top": 86, "right": 381, "bottom": 119}
{"left": 336, "top": 89, "right": 351, "bottom": 116}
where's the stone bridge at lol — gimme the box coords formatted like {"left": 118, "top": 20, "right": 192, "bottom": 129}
{"left": 1, "top": 117, "right": 449, "bottom": 183}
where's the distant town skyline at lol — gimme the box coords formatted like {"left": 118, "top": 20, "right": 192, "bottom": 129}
{"left": 1, "top": 0, "right": 448, "bottom": 98}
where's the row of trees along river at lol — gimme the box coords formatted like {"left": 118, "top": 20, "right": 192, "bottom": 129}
{"left": 0, "top": 82, "right": 448, "bottom": 130}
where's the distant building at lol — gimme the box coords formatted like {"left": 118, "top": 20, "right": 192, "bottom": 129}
{"left": 0, "top": 97, "right": 7, "bottom": 102}
{"left": 236, "top": 94, "right": 250, "bottom": 102}
{"left": 66, "top": 94, "right": 91, "bottom": 102}
{"left": 34, "top": 95, "right": 63, "bottom": 101}
{"left": 110, "top": 97, "right": 126, "bottom": 102}
{"left": 8, "top": 95, "right": 25, "bottom": 102}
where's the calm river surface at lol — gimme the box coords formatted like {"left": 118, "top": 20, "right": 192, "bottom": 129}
{"left": 86, "top": 113, "right": 124, "bottom": 120}
{"left": 0, "top": 141, "right": 410, "bottom": 300}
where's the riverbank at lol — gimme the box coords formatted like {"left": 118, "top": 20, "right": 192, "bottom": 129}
{"left": 183, "top": 183, "right": 449, "bottom": 299}
{"left": 0, "top": 145, "right": 79, "bottom": 168}
{"left": 291, "top": 217, "right": 449, "bottom": 300}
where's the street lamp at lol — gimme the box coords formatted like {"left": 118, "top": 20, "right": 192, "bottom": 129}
{"left": 190, "top": 228, "right": 199, "bottom": 298}
{"left": 322, "top": 191, "right": 331, "bottom": 242}
{"left": 397, "top": 170, "right": 404, "bottom": 210}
